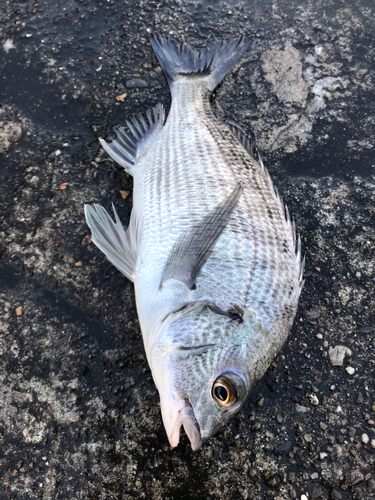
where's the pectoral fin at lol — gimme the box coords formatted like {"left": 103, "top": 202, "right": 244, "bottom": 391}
{"left": 160, "top": 184, "right": 242, "bottom": 290}
{"left": 84, "top": 204, "right": 141, "bottom": 282}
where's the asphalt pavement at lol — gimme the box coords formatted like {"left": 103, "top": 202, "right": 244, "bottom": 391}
{"left": 0, "top": 1, "right": 374, "bottom": 499}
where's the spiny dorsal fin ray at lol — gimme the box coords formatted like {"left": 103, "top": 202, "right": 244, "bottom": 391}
{"left": 99, "top": 103, "right": 165, "bottom": 174}
{"left": 84, "top": 203, "right": 141, "bottom": 282}
{"left": 160, "top": 184, "right": 243, "bottom": 290}
{"left": 226, "top": 119, "right": 258, "bottom": 160}
{"left": 226, "top": 119, "right": 305, "bottom": 279}
{"left": 257, "top": 156, "right": 304, "bottom": 292}
{"left": 225, "top": 123, "right": 304, "bottom": 284}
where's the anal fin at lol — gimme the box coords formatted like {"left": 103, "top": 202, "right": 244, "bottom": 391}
{"left": 160, "top": 184, "right": 242, "bottom": 290}
{"left": 84, "top": 204, "right": 141, "bottom": 282}
{"left": 100, "top": 103, "right": 165, "bottom": 175}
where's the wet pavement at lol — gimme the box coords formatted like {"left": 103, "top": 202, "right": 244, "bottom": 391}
{"left": 1, "top": 1, "right": 375, "bottom": 499}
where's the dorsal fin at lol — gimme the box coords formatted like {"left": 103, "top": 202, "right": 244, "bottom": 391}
{"left": 99, "top": 103, "right": 165, "bottom": 175}
{"left": 256, "top": 154, "right": 305, "bottom": 294}
{"left": 226, "top": 120, "right": 305, "bottom": 297}
{"left": 226, "top": 119, "right": 259, "bottom": 160}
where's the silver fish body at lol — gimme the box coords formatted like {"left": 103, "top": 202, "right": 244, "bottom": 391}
{"left": 85, "top": 38, "right": 303, "bottom": 450}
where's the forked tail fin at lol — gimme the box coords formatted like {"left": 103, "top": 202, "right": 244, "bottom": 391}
{"left": 151, "top": 37, "right": 251, "bottom": 91}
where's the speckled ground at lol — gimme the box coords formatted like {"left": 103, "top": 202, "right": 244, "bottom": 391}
{"left": 0, "top": 1, "right": 374, "bottom": 499}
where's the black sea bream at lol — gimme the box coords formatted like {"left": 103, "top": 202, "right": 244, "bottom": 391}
{"left": 85, "top": 37, "right": 304, "bottom": 451}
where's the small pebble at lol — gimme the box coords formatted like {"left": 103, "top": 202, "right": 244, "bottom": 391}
{"left": 308, "top": 394, "right": 319, "bottom": 406}
{"left": 311, "top": 472, "right": 319, "bottom": 479}
{"left": 288, "top": 472, "right": 296, "bottom": 483}
{"left": 331, "top": 489, "right": 342, "bottom": 500}
{"left": 304, "top": 434, "right": 312, "bottom": 443}
{"left": 125, "top": 78, "right": 148, "bottom": 88}
{"left": 368, "top": 420, "right": 374, "bottom": 425}
{"left": 329, "top": 345, "right": 351, "bottom": 366}
{"left": 346, "top": 366, "right": 355, "bottom": 375}
{"left": 276, "top": 414, "right": 283, "bottom": 424}
{"left": 372, "top": 405, "right": 375, "bottom": 412}
{"left": 119, "top": 189, "right": 131, "bottom": 199}
{"left": 316, "top": 333, "right": 323, "bottom": 339}
{"left": 266, "top": 475, "right": 278, "bottom": 487}
{"left": 371, "top": 439, "right": 375, "bottom": 448}
{"left": 81, "top": 235, "right": 92, "bottom": 245}
{"left": 301, "top": 495, "right": 308, "bottom": 500}
{"left": 320, "top": 452, "right": 327, "bottom": 459}
{"left": 342, "top": 469, "right": 364, "bottom": 489}
{"left": 320, "top": 422, "right": 328, "bottom": 430}
{"left": 15, "top": 306, "right": 22, "bottom": 316}
{"left": 289, "top": 489, "right": 296, "bottom": 499}
{"left": 296, "top": 404, "right": 310, "bottom": 413}
{"left": 252, "top": 422, "right": 261, "bottom": 430}
{"left": 362, "top": 433, "right": 369, "bottom": 444}
{"left": 275, "top": 440, "right": 292, "bottom": 454}
{"left": 359, "top": 326, "right": 374, "bottom": 333}
{"left": 115, "top": 92, "right": 127, "bottom": 102}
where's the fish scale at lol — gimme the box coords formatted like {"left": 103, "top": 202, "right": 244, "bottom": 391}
{"left": 171, "top": 87, "right": 290, "bottom": 318}
{"left": 138, "top": 81, "right": 283, "bottom": 311}
{"left": 85, "top": 37, "right": 303, "bottom": 450}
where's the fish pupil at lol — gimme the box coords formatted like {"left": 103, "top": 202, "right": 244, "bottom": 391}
{"left": 215, "top": 385, "right": 228, "bottom": 402}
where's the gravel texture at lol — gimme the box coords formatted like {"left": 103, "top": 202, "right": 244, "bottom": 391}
{"left": 1, "top": 1, "right": 375, "bottom": 499}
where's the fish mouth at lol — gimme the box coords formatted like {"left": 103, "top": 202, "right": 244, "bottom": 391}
{"left": 168, "top": 400, "right": 202, "bottom": 451}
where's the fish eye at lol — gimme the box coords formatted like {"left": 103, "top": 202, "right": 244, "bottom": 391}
{"left": 212, "top": 376, "right": 237, "bottom": 407}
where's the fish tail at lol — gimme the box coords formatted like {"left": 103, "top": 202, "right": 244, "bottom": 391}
{"left": 151, "top": 36, "right": 252, "bottom": 91}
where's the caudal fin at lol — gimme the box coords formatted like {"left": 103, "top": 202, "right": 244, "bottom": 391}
{"left": 151, "top": 36, "right": 251, "bottom": 91}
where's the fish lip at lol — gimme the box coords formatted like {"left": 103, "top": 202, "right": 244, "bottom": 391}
{"left": 168, "top": 398, "right": 203, "bottom": 451}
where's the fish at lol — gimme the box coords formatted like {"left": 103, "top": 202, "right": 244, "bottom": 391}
{"left": 84, "top": 37, "right": 304, "bottom": 451}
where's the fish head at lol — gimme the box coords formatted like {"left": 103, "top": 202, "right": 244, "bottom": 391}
{"left": 151, "top": 303, "right": 272, "bottom": 450}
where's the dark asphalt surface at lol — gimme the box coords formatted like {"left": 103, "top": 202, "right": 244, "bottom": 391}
{"left": 0, "top": 1, "right": 375, "bottom": 499}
